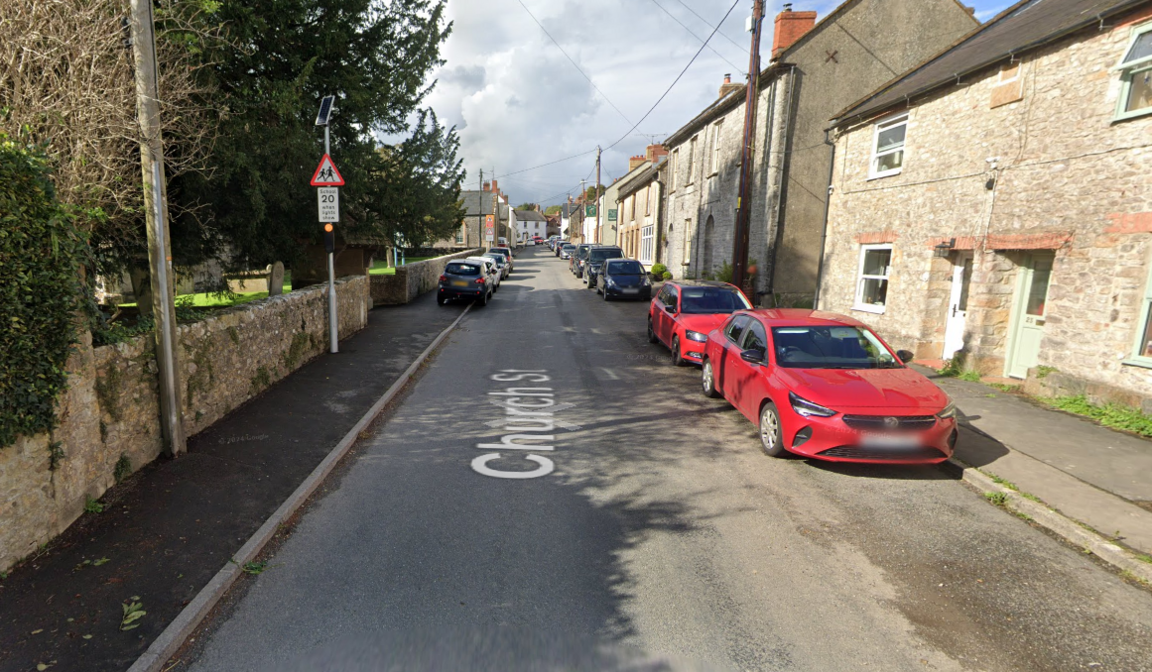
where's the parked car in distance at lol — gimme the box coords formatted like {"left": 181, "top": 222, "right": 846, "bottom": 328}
{"left": 583, "top": 246, "right": 624, "bottom": 288}
{"left": 648, "top": 280, "right": 752, "bottom": 366}
{"left": 438, "top": 260, "right": 493, "bottom": 306}
{"left": 597, "top": 259, "right": 652, "bottom": 300}
{"left": 482, "top": 252, "right": 509, "bottom": 279}
{"left": 498, "top": 237, "right": 508, "bottom": 247}
{"left": 700, "top": 309, "right": 956, "bottom": 464}
{"left": 570, "top": 244, "right": 592, "bottom": 277}
{"left": 559, "top": 243, "right": 575, "bottom": 259}
{"left": 490, "top": 247, "right": 514, "bottom": 271}
{"left": 466, "top": 256, "right": 501, "bottom": 290}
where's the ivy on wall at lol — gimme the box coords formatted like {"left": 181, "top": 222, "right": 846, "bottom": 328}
{"left": 0, "top": 135, "right": 91, "bottom": 447}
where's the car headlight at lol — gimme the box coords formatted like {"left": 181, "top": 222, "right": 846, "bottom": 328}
{"left": 789, "top": 392, "right": 837, "bottom": 418}
{"left": 937, "top": 401, "right": 957, "bottom": 419}
{"left": 684, "top": 330, "right": 708, "bottom": 343}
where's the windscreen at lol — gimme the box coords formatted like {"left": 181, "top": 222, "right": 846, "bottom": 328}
{"left": 771, "top": 326, "right": 900, "bottom": 370}
{"left": 589, "top": 249, "right": 623, "bottom": 263}
{"left": 561, "top": 244, "right": 574, "bottom": 250}
{"left": 445, "top": 263, "right": 480, "bottom": 276}
{"left": 606, "top": 260, "right": 644, "bottom": 275}
{"left": 679, "top": 287, "right": 751, "bottom": 314}
{"left": 482, "top": 255, "right": 504, "bottom": 266}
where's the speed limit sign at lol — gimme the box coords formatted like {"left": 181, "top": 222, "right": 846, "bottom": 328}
{"left": 318, "top": 187, "right": 339, "bottom": 222}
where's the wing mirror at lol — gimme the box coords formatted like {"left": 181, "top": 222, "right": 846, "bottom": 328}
{"left": 896, "top": 349, "right": 914, "bottom": 363}
{"left": 740, "top": 349, "right": 763, "bottom": 365}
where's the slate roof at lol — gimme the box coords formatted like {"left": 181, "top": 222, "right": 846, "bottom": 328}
{"left": 460, "top": 190, "right": 495, "bottom": 216}
{"left": 616, "top": 158, "right": 666, "bottom": 200}
{"left": 832, "top": 0, "right": 1150, "bottom": 126}
{"left": 514, "top": 209, "right": 547, "bottom": 221}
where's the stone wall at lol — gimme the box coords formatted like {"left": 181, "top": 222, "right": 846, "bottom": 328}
{"left": 819, "top": 7, "right": 1152, "bottom": 397}
{"left": 370, "top": 249, "right": 481, "bottom": 306}
{"left": 0, "top": 276, "right": 370, "bottom": 572}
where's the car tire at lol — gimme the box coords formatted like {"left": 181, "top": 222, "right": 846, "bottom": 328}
{"left": 758, "top": 402, "right": 787, "bottom": 458}
{"left": 436, "top": 295, "right": 446, "bottom": 306}
{"left": 670, "top": 336, "right": 683, "bottom": 367}
{"left": 701, "top": 358, "right": 720, "bottom": 398}
{"left": 478, "top": 291, "right": 488, "bottom": 307}
{"left": 603, "top": 289, "right": 610, "bottom": 301}
{"left": 647, "top": 318, "right": 658, "bottom": 344}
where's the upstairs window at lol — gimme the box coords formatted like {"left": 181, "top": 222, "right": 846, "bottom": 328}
{"left": 687, "top": 135, "right": 698, "bottom": 184}
{"left": 869, "top": 114, "right": 908, "bottom": 178}
{"left": 670, "top": 149, "right": 679, "bottom": 190}
{"left": 1116, "top": 22, "right": 1152, "bottom": 120}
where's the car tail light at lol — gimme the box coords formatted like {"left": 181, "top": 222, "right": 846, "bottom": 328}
{"left": 438, "top": 275, "right": 447, "bottom": 282}
{"left": 475, "top": 277, "right": 485, "bottom": 284}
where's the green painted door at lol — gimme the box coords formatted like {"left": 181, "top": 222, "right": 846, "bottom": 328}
{"left": 1006, "top": 253, "right": 1053, "bottom": 379}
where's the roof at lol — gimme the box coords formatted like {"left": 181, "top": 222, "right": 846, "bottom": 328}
{"left": 514, "top": 209, "right": 547, "bottom": 221}
{"left": 617, "top": 158, "right": 666, "bottom": 200}
{"left": 668, "top": 279, "right": 742, "bottom": 289}
{"left": 460, "top": 190, "right": 495, "bottom": 216}
{"left": 742, "top": 308, "right": 867, "bottom": 327}
{"left": 832, "top": 0, "right": 1149, "bottom": 126}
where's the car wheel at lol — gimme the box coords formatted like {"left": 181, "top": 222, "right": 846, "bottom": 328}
{"left": 759, "top": 402, "right": 787, "bottom": 457}
{"left": 701, "top": 358, "right": 720, "bottom": 398}
{"left": 477, "top": 292, "right": 488, "bottom": 307}
{"left": 670, "top": 336, "right": 683, "bottom": 367}
{"left": 436, "top": 295, "right": 446, "bottom": 306}
{"left": 647, "top": 318, "right": 658, "bottom": 344}
{"left": 603, "top": 289, "right": 610, "bottom": 301}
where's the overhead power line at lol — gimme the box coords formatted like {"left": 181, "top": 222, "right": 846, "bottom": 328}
{"left": 670, "top": 0, "right": 747, "bottom": 53}
{"left": 513, "top": 0, "right": 635, "bottom": 127}
{"left": 647, "top": 0, "right": 746, "bottom": 74}
{"left": 499, "top": 148, "right": 599, "bottom": 178}
{"left": 605, "top": 0, "right": 741, "bottom": 152}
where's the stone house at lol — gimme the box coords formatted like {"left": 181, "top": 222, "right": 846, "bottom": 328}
{"left": 598, "top": 146, "right": 664, "bottom": 248}
{"left": 661, "top": 0, "right": 978, "bottom": 303}
{"left": 817, "top": 0, "right": 1152, "bottom": 404}
{"left": 432, "top": 180, "right": 509, "bottom": 249}
{"left": 616, "top": 157, "right": 666, "bottom": 268}
{"left": 513, "top": 208, "right": 548, "bottom": 243}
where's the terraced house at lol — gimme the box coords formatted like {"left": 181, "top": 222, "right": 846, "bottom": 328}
{"left": 660, "top": 0, "right": 977, "bottom": 304}
{"left": 817, "top": 0, "right": 1152, "bottom": 406}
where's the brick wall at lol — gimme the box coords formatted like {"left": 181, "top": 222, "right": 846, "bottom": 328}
{"left": 820, "top": 9, "right": 1152, "bottom": 398}
{"left": 0, "top": 276, "right": 371, "bottom": 572}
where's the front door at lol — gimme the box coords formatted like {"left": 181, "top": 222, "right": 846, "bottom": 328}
{"left": 1006, "top": 253, "right": 1054, "bottom": 379}
{"left": 942, "top": 253, "right": 973, "bottom": 360}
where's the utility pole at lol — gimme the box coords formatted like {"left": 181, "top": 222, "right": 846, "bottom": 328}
{"left": 595, "top": 146, "right": 602, "bottom": 243}
{"left": 129, "top": 0, "right": 185, "bottom": 456}
{"left": 732, "top": 0, "right": 765, "bottom": 294}
{"left": 580, "top": 179, "right": 587, "bottom": 243}
{"left": 478, "top": 168, "right": 483, "bottom": 250}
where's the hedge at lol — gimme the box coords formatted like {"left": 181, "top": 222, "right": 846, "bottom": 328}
{"left": 0, "top": 135, "right": 91, "bottom": 448}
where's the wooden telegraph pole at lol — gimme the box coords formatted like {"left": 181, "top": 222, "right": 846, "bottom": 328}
{"left": 732, "top": 0, "right": 765, "bottom": 294}
{"left": 595, "top": 146, "right": 602, "bottom": 243}
{"left": 129, "top": 0, "right": 185, "bottom": 455}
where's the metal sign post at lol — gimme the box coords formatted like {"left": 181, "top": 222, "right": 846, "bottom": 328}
{"left": 314, "top": 95, "right": 341, "bottom": 354}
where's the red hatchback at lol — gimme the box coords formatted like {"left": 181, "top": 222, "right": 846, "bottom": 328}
{"left": 648, "top": 281, "right": 752, "bottom": 366}
{"left": 700, "top": 309, "right": 958, "bottom": 464}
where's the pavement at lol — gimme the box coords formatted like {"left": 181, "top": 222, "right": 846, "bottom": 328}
{"left": 0, "top": 290, "right": 467, "bottom": 672}
{"left": 177, "top": 248, "right": 1152, "bottom": 672}
{"left": 915, "top": 363, "right": 1152, "bottom": 557}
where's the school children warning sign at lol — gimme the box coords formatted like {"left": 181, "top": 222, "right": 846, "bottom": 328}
{"left": 310, "top": 154, "right": 345, "bottom": 186}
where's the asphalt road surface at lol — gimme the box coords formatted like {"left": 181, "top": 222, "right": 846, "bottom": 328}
{"left": 186, "top": 247, "right": 1152, "bottom": 672}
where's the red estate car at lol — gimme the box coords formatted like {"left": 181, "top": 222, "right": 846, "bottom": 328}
{"left": 648, "top": 281, "right": 752, "bottom": 366}
{"left": 700, "top": 309, "right": 958, "bottom": 464}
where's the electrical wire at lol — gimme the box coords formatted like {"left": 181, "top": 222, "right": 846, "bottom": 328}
{"left": 499, "top": 149, "right": 599, "bottom": 178}
{"left": 513, "top": 0, "right": 635, "bottom": 127}
{"left": 669, "top": 0, "right": 747, "bottom": 52}
{"left": 604, "top": 0, "right": 741, "bottom": 152}
{"left": 647, "top": 0, "right": 745, "bottom": 74}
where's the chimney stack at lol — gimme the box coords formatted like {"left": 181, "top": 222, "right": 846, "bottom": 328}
{"left": 629, "top": 155, "right": 647, "bottom": 171}
{"left": 490, "top": 179, "right": 499, "bottom": 195}
{"left": 719, "top": 72, "right": 743, "bottom": 99}
{"left": 482, "top": 181, "right": 490, "bottom": 192}
{"left": 772, "top": 5, "right": 817, "bottom": 60}
{"left": 645, "top": 143, "right": 668, "bottom": 163}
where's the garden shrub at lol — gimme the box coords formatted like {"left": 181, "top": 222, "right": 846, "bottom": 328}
{"left": 0, "top": 135, "right": 91, "bottom": 447}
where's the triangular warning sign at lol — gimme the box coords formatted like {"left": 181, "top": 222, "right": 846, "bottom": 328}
{"left": 310, "top": 154, "right": 345, "bottom": 186}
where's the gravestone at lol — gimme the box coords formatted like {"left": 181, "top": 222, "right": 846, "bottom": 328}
{"left": 268, "top": 262, "right": 285, "bottom": 296}
{"left": 130, "top": 267, "right": 153, "bottom": 316}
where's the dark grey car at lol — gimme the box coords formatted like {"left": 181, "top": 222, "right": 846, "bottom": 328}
{"left": 583, "top": 246, "right": 624, "bottom": 288}
{"left": 596, "top": 259, "right": 652, "bottom": 300}
{"left": 437, "top": 260, "right": 492, "bottom": 306}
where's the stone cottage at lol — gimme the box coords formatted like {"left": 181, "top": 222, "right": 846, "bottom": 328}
{"left": 661, "top": 0, "right": 978, "bottom": 303}
{"left": 616, "top": 157, "right": 666, "bottom": 268}
{"left": 817, "top": 0, "right": 1152, "bottom": 404}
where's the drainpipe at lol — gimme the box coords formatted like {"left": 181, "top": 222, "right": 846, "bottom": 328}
{"left": 812, "top": 126, "right": 836, "bottom": 310}
{"left": 764, "top": 65, "right": 797, "bottom": 305}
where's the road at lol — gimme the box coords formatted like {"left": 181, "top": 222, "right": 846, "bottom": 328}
{"left": 185, "top": 247, "right": 1152, "bottom": 672}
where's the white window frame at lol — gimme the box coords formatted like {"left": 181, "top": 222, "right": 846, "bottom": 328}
{"left": 1114, "top": 21, "right": 1152, "bottom": 122}
{"left": 640, "top": 224, "right": 654, "bottom": 265}
{"left": 645, "top": 184, "right": 653, "bottom": 216}
{"left": 868, "top": 113, "right": 908, "bottom": 179}
{"left": 670, "top": 149, "right": 679, "bottom": 191}
{"left": 686, "top": 135, "right": 698, "bottom": 185}
{"left": 709, "top": 120, "right": 723, "bottom": 176}
{"left": 1124, "top": 257, "right": 1152, "bottom": 368}
{"left": 853, "top": 244, "right": 893, "bottom": 314}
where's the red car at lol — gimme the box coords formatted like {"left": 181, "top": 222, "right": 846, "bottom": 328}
{"left": 648, "top": 281, "right": 752, "bottom": 366}
{"left": 700, "top": 309, "right": 958, "bottom": 464}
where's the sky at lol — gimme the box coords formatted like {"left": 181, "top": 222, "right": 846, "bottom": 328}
{"left": 421, "top": 0, "right": 1014, "bottom": 207}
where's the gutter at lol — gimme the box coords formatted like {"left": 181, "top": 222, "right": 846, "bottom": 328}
{"left": 812, "top": 127, "right": 836, "bottom": 310}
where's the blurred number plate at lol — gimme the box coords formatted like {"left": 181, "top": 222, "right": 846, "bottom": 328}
{"left": 621, "top": 288, "right": 640, "bottom": 294}
{"left": 452, "top": 280, "right": 469, "bottom": 287}
{"left": 860, "top": 432, "right": 920, "bottom": 449}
